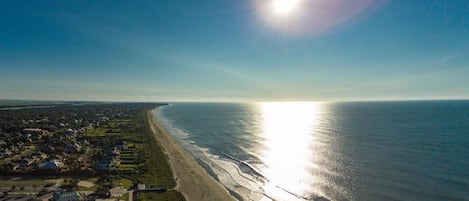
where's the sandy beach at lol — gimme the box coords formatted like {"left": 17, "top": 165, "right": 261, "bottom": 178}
{"left": 147, "top": 110, "right": 237, "bottom": 201}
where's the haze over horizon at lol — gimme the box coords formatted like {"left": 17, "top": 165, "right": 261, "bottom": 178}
{"left": 1, "top": 0, "right": 468, "bottom": 102}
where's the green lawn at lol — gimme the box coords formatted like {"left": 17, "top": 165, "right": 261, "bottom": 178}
{"left": 84, "top": 177, "right": 98, "bottom": 183}
{"left": 121, "top": 192, "right": 130, "bottom": 201}
{"left": 0, "top": 179, "right": 54, "bottom": 187}
{"left": 138, "top": 191, "right": 184, "bottom": 201}
{"left": 119, "top": 164, "right": 137, "bottom": 169}
{"left": 119, "top": 178, "right": 133, "bottom": 189}
{"left": 78, "top": 185, "right": 97, "bottom": 191}
{"left": 135, "top": 136, "right": 175, "bottom": 187}
{"left": 85, "top": 128, "right": 106, "bottom": 136}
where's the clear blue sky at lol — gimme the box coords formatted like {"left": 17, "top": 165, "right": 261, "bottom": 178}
{"left": 0, "top": 0, "right": 468, "bottom": 102}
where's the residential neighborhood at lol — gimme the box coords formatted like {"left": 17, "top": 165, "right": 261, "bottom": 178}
{"left": 0, "top": 103, "right": 180, "bottom": 201}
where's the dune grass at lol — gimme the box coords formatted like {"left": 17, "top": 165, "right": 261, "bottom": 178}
{"left": 139, "top": 190, "right": 185, "bottom": 201}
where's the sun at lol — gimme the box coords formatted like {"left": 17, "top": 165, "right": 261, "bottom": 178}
{"left": 271, "top": 0, "right": 300, "bottom": 15}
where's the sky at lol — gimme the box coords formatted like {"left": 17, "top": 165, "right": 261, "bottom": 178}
{"left": 0, "top": 0, "right": 468, "bottom": 102}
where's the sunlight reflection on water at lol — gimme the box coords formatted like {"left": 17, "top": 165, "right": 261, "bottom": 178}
{"left": 258, "top": 102, "right": 325, "bottom": 200}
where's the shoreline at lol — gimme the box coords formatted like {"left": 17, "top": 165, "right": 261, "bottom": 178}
{"left": 146, "top": 109, "right": 237, "bottom": 201}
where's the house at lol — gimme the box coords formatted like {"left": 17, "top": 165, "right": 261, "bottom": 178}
{"left": 64, "top": 129, "right": 77, "bottom": 139}
{"left": 16, "top": 142, "right": 24, "bottom": 148}
{"left": 32, "top": 152, "right": 48, "bottom": 160}
{"left": 137, "top": 184, "right": 146, "bottom": 191}
{"left": 104, "top": 147, "right": 121, "bottom": 157}
{"left": 48, "top": 124, "right": 58, "bottom": 131}
{"left": 39, "top": 159, "right": 64, "bottom": 170}
{"left": 23, "top": 128, "right": 49, "bottom": 135}
{"left": 45, "top": 136, "right": 62, "bottom": 144}
{"left": 23, "top": 128, "right": 48, "bottom": 141}
{"left": 78, "top": 127, "right": 87, "bottom": 134}
{"left": 52, "top": 190, "right": 86, "bottom": 201}
{"left": 0, "top": 140, "right": 7, "bottom": 147}
{"left": 110, "top": 147, "right": 121, "bottom": 156}
{"left": 18, "top": 158, "right": 36, "bottom": 167}
{"left": 32, "top": 134, "right": 43, "bottom": 140}
{"left": 8, "top": 145, "right": 18, "bottom": 153}
{"left": 0, "top": 149, "right": 12, "bottom": 157}
{"left": 46, "top": 145, "right": 56, "bottom": 152}
{"left": 115, "top": 140, "right": 127, "bottom": 150}
{"left": 97, "top": 155, "right": 120, "bottom": 170}
{"left": 23, "top": 133, "right": 32, "bottom": 141}
{"left": 65, "top": 143, "right": 81, "bottom": 152}
{"left": 97, "top": 160, "right": 117, "bottom": 170}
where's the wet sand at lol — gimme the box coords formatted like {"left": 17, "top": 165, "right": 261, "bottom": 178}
{"left": 147, "top": 110, "right": 237, "bottom": 201}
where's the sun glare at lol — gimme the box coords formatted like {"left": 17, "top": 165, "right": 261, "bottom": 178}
{"left": 272, "top": 0, "right": 300, "bottom": 15}
{"left": 258, "top": 102, "right": 322, "bottom": 199}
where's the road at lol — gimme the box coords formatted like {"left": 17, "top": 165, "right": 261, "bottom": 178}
{"left": 128, "top": 190, "right": 133, "bottom": 201}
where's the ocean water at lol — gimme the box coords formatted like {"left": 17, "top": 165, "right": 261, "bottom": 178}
{"left": 152, "top": 101, "right": 469, "bottom": 201}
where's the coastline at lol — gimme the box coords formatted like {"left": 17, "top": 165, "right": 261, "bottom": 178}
{"left": 146, "top": 109, "right": 237, "bottom": 201}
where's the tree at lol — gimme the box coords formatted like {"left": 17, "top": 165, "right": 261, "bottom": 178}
{"left": 62, "top": 178, "right": 79, "bottom": 191}
{"left": 37, "top": 188, "right": 48, "bottom": 197}
{"left": 96, "top": 185, "right": 110, "bottom": 198}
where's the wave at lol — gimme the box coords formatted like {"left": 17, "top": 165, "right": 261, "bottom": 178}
{"left": 153, "top": 106, "right": 266, "bottom": 201}
{"left": 153, "top": 105, "right": 336, "bottom": 201}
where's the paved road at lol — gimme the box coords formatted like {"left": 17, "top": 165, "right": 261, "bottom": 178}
{"left": 128, "top": 190, "right": 133, "bottom": 201}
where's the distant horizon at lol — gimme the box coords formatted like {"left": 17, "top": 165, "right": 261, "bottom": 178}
{"left": 1, "top": 97, "right": 469, "bottom": 104}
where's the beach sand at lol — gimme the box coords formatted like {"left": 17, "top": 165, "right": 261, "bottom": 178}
{"left": 147, "top": 110, "right": 237, "bottom": 201}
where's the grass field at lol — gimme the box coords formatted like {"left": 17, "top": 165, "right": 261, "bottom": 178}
{"left": 138, "top": 190, "right": 185, "bottom": 201}
{"left": 121, "top": 192, "right": 130, "bottom": 201}
{"left": 84, "top": 177, "right": 98, "bottom": 183}
{"left": 86, "top": 109, "right": 183, "bottom": 200}
{"left": 78, "top": 185, "right": 97, "bottom": 191}
{"left": 119, "top": 178, "right": 133, "bottom": 189}
{"left": 0, "top": 180, "right": 52, "bottom": 187}
{"left": 85, "top": 128, "right": 106, "bottom": 136}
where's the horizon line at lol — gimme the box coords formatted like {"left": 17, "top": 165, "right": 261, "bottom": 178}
{"left": 1, "top": 97, "right": 469, "bottom": 104}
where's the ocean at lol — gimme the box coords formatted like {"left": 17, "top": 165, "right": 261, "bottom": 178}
{"left": 152, "top": 101, "right": 469, "bottom": 201}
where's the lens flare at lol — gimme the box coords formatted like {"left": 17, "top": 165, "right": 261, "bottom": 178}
{"left": 272, "top": 0, "right": 300, "bottom": 15}
{"left": 253, "top": 0, "right": 385, "bottom": 35}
